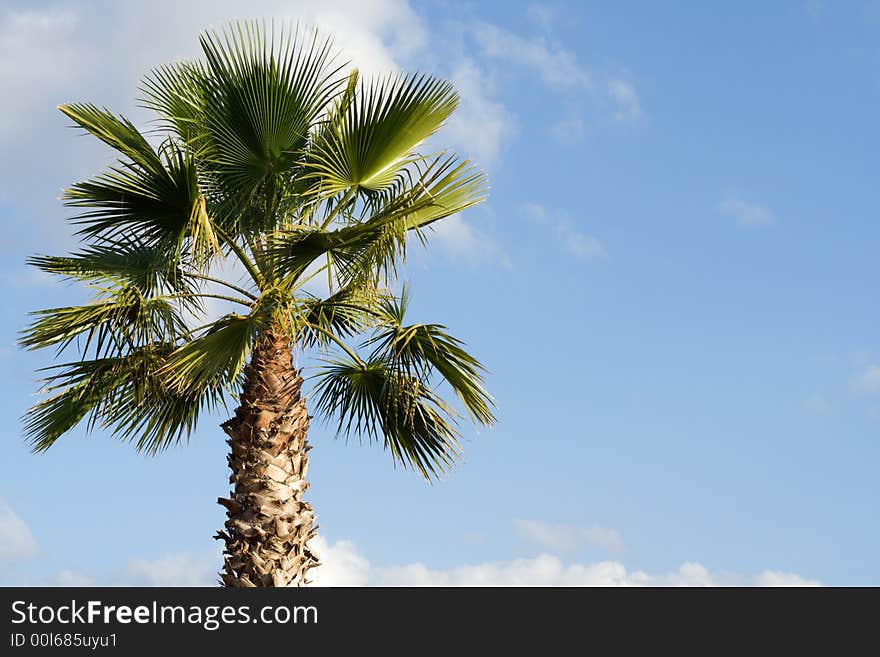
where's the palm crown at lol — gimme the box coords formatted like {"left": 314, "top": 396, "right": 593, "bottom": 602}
{"left": 21, "top": 21, "right": 495, "bottom": 481}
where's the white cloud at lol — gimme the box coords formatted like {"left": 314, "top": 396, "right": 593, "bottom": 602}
{"left": 522, "top": 203, "right": 604, "bottom": 261}
{"left": 469, "top": 20, "right": 643, "bottom": 134}
{"left": 309, "top": 537, "right": 372, "bottom": 586}
{"left": 424, "top": 214, "right": 510, "bottom": 268}
{"left": 853, "top": 364, "right": 880, "bottom": 395}
{"left": 754, "top": 570, "right": 820, "bottom": 586}
{"left": 0, "top": 502, "right": 40, "bottom": 561}
{"left": 608, "top": 78, "right": 642, "bottom": 121}
{"left": 0, "top": 501, "right": 40, "bottom": 561}
{"left": 444, "top": 59, "right": 517, "bottom": 166}
{"left": 0, "top": 8, "right": 83, "bottom": 141}
{"left": 514, "top": 519, "right": 625, "bottom": 554}
{"left": 308, "top": 0, "right": 427, "bottom": 77}
{"left": 53, "top": 570, "right": 95, "bottom": 587}
{"left": 117, "top": 552, "right": 218, "bottom": 586}
{"left": 558, "top": 219, "right": 604, "bottom": 260}
{"left": 473, "top": 23, "right": 590, "bottom": 90}
{"left": 22, "top": 533, "right": 819, "bottom": 587}
{"left": 310, "top": 538, "right": 819, "bottom": 587}
{"left": 804, "top": 0, "right": 828, "bottom": 24}
{"left": 716, "top": 195, "right": 776, "bottom": 228}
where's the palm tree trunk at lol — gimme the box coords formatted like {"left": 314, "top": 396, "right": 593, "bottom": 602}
{"left": 216, "top": 325, "right": 319, "bottom": 587}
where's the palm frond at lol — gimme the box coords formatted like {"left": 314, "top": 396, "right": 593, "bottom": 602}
{"left": 59, "top": 103, "right": 159, "bottom": 171}
{"left": 23, "top": 343, "right": 226, "bottom": 453}
{"left": 159, "top": 313, "right": 255, "bottom": 393}
{"left": 193, "top": 20, "right": 344, "bottom": 230}
{"left": 297, "top": 281, "right": 384, "bottom": 347}
{"left": 19, "top": 286, "right": 186, "bottom": 358}
{"left": 306, "top": 72, "right": 459, "bottom": 196}
{"left": 269, "top": 153, "right": 487, "bottom": 288}
{"left": 369, "top": 153, "right": 488, "bottom": 231}
{"left": 28, "top": 238, "right": 193, "bottom": 296}
{"left": 312, "top": 355, "right": 460, "bottom": 479}
{"left": 140, "top": 61, "right": 210, "bottom": 147}
{"left": 367, "top": 292, "right": 495, "bottom": 426}
{"left": 62, "top": 125, "right": 213, "bottom": 260}
{"left": 159, "top": 287, "right": 287, "bottom": 392}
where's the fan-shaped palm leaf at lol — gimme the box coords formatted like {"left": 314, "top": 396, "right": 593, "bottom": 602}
{"left": 368, "top": 292, "right": 495, "bottom": 426}
{"left": 307, "top": 72, "right": 459, "bottom": 196}
{"left": 24, "top": 343, "right": 225, "bottom": 453}
{"left": 312, "top": 355, "right": 461, "bottom": 479}
{"left": 28, "top": 238, "right": 193, "bottom": 296}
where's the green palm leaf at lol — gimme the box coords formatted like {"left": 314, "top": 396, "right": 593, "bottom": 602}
{"left": 194, "top": 21, "right": 343, "bottom": 228}
{"left": 307, "top": 72, "right": 459, "bottom": 196}
{"left": 24, "top": 343, "right": 225, "bottom": 453}
{"left": 297, "top": 282, "right": 382, "bottom": 347}
{"left": 62, "top": 134, "right": 211, "bottom": 259}
{"left": 160, "top": 313, "right": 255, "bottom": 393}
{"left": 368, "top": 291, "right": 495, "bottom": 426}
{"left": 28, "top": 238, "right": 193, "bottom": 296}
{"left": 158, "top": 287, "right": 287, "bottom": 392}
{"left": 20, "top": 285, "right": 186, "bottom": 358}
{"left": 26, "top": 20, "right": 495, "bottom": 480}
{"left": 140, "top": 61, "right": 210, "bottom": 147}
{"left": 312, "top": 355, "right": 461, "bottom": 479}
{"left": 268, "top": 155, "right": 486, "bottom": 288}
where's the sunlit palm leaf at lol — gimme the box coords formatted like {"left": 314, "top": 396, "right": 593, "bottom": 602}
{"left": 368, "top": 292, "right": 495, "bottom": 425}
{"left": 378, "top": 154, "right": 488, "bottom": 231}
{"left": 195, "top": 21, "right": 343, "bottom": 229}
{"left": 159, "top": 287, "right": 286, "bottom": 392}
{"left": 62, "top": 129, "right": 211, "bottom": 259}
{"left": 307, "top": 72, "right": 459, "bottom": 196}
{"left": 160, "top": 313, "right": 255, "bottom": 392}
{"left": 59, "top": 103, "right": 158, "bottom": 171}
{"left": 140, "top": 61, "right": 210, "bottom": 147}
{"left": 297, "top": 282, "right": 383, "bottom": 347}
{"left": 23, "top": 344, "right": 225, "bottom": 453}
{"left": 28, "top": 238, "right": 193, "bottom": 296}
{"left": 312, "top": 355, "right": 460, "bottom": 479}
{"left": 20, "top": 286, "right": 186, "bottom": 359}
{"left": 269, "top": 153, "right": 486, "bottom": 287}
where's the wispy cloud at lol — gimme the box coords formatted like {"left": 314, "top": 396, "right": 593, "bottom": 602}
{"left": 444, "top": 59, "right": 517, "bottom": 166}
{"left": 514, "top": 519, "right": 625, "bottom": 554}
{"left": 0, "top": 500, "right": 40, "bottom": 561}
{"left": 522, "top": 203, "right": 604, "bottom": 261}
{"left": 10, "top": 533, "right": 820, "bottom": 588}
{"left": 804, "top": 0, "right": 828, "bottom": 24}
{"left": 116, "top": 552, "right": 220, "bottom": 586}
{"left": 469, "top": 18, "right": 643, "bottom": 133}
{"left": 423, "top": 214, "right": 511, "bottom": 269}
{"left": 526, "top": 3, "right": 556, "bottom": 32}
{"left": 550, "top": 112, "right": 586, "bottom": 145}
{"left": 0, "top": 8, "right": 82, "bottom": 141}
{"left": 853, "top": 364, "right": 880, "bottom": 395}
{"left": 608, "top": 78, "right": 642, "bottom": 121}
{"left": 716, "top": 194, "right": 776, "bottom": 228}
{"left": 473, "top": 23, "right": 590, "bottom": 90}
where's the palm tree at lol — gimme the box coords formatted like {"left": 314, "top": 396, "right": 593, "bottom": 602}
{"left": 20, "top": 21, "right": 495, "bottom": 587}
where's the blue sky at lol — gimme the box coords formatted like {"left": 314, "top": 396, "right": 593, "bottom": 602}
{"left": 1, "top": 0, "right": 879, "bottom": 586}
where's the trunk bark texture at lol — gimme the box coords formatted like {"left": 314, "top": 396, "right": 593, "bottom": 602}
{"left": 216, "top": 326, "right": 319, "bottom": 587}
